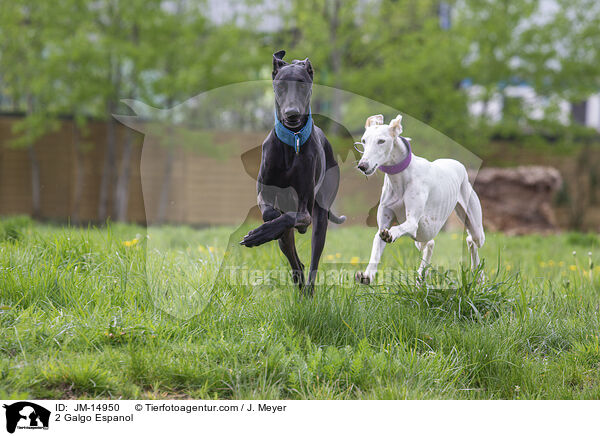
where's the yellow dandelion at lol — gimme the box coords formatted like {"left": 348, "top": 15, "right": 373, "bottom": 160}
{"left": 451, "top": 233, "right": 459, "bottom": 240}
{"left": 350, "top": 256, "right": 360, "bottom": 265}
{"left": 506, "top": 265, "right": 512, "bottom": 271}
{"left": 123, "top": 238, "right": 139, "bottom": 247}
{"left": 208, "top": 246, "right": 215, "bottom": 253}
{"left": 198, "top": 245, "right": 207, "bottom": 253}
{"left": 569, "top": 265, "right": 577, "bottom": 271}
{"left": 559, "top": 261, "right": 565, "bottom": 267}
{"left": 548, "top": 260, "right": 555, "bottom": 267}
{"left": 539, "top": 261, "right": 546, "bottom": 268}
{"left": 326, "top": 254, "right": 335, "bottom": 261}
{"left": 335, "top": 253, "right": 341, "bottom": 258}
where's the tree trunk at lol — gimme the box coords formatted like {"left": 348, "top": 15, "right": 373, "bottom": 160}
{"left": 157, "top": 97, "right": 175, "bottom": 225}
{"left": 98, "top": 51, "right": 121, "bottom": 223}
{"left": 28, "top": 145, "right": 41, "bottom": 219}
{"left": 26, "top": 96, "right": 41, "bottom": 219}
{"left": 98, "top": 100, "right": 117, "bottom": 222}
{"left": 113, "top": 128, "right": 135, "bottom": 222}
{"left": 329, "top": 0, "right": 342, "bottom": 134}
{"left": 112, "top": 23, "right": 140, "bottom": 223}
{"left": 71, "top": 125, "right": 85, "bottom": 225}
{"left": 156, "top": 142, "right": 175, "bottom": 224}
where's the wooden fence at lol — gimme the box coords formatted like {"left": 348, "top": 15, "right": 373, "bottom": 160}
{"left": 0, "top": 115, "right": 146, "bottom": 223}
{"left": 1, "top": 114, "right": 599, "bottom": 231}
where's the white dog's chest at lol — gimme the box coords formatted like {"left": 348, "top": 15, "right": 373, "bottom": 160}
{"left": 380, "top": 158, "right": 463, "bottom": 241}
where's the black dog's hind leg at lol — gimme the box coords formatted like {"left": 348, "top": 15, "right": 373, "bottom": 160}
{"left": 304, "top": 205, "right": 328, "bottom": 296}
{"left": 279, "top": 228, "right": 305, "bottom": 288}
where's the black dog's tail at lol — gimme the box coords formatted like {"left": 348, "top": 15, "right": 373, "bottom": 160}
{"left": 328, "top": 210, "right": 346, "bottom": 224}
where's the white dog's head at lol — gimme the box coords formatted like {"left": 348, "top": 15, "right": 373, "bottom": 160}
{"left": 356, "top": 114, "right": 404, "bottom": 175}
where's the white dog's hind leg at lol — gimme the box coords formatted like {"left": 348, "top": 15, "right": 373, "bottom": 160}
{"left": 416, "top": 240, "right": 435, "bottom": 282}
{"left": 466, "top": 234, "right": 480, "bottom": 270}
{"left": 455, "top": 180, "right": 485, "bottom": 272}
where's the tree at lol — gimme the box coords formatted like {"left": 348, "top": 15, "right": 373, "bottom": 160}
{"left": 142, "top": 0, "right": 269, "bottom": 223}
{"left": 47, "top": 0, "right": 106, "bottom": 223}
{"left": 275, "top": 0, "right": 470, "bottom": 142}
{"left": 0, "top": 1, "right": 65, "bottom": 218}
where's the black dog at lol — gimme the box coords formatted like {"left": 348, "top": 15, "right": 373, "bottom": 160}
{"left": 240, "top": 50, "right": 345, "bottom": 295}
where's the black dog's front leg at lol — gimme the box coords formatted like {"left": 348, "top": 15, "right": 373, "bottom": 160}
{"left": 279, "top": 228, "right": 305, "bottom": 287}
{"left": 240, "top": 211, "right": 311, "bottom": 247}
{"left": 260, "top": 205, "right": 305, "bottom": 286}
{"left": 304, "top": 205, "right": 328, "bottom": 296}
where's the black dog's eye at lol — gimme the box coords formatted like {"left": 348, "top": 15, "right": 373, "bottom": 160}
{"left": 377, "top": 139, "right": 385, "bottom": 144}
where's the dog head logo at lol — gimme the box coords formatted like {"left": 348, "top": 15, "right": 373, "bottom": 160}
{"left": 3, "top": 402, "right": 50, "bottom": 433}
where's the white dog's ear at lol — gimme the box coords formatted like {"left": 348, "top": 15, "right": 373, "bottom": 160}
{"left": 365, "top": 114, "right": 384, "bottom": 128}
{"left": 389, "top": 114, "right": 403, "bottom": 137}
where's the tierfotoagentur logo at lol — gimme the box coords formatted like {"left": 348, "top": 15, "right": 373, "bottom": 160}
{"left": 2, "top": 402, "right": 50, "bottom": 434}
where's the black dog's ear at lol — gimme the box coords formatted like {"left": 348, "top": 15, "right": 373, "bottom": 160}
{"left": 304, "top": 58, "right": 313, "bottom": 80}
{"left": 272, "top": 50, "right": 287, "bottom": 79}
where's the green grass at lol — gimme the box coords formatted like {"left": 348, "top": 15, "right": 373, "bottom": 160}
{"left": 1, "top": 216, "right": 600, "bottom": 399}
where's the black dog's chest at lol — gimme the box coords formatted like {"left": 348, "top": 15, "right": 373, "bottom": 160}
{"left": 263, "top": 139, "right": 319, "bottom": 187}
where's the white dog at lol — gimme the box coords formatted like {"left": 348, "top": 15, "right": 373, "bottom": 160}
{"left": 354, "top": 114, "right": 485, "bottom": 284}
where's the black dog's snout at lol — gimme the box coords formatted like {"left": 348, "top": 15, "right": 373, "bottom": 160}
{"left": 284, "top": 107, "right": 300, "bottom": 119}
{"left": 358, "top": 162, "right": 368, "bottom": 172}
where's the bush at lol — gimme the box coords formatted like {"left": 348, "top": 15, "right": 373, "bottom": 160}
{"left": 0, "top": 216, "right": 33, "bottom": 243}
{"left": 566, "top": 232, "right": 599, "bottom": 248}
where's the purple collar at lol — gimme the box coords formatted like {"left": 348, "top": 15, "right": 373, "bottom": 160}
{"left": 378, "top": 137, "right": 412, "bottom": 174}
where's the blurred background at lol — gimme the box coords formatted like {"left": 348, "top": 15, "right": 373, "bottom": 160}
{"left": 0, "top": 0, "right": 599, "bottom": 233}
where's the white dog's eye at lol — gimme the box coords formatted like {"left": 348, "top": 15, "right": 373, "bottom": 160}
{"left": 361, "top": 138, "right": 365, "bottom": 143}
{"left": 377, "top": 139, "right": 385, "bottom": 144}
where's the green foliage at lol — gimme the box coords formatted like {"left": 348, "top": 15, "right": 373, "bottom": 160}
{"left": 2, "top": 0, "right": 597, "bottom": 148}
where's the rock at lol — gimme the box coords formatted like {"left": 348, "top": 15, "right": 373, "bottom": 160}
{"left": 468, "top": 166, "right": 563, "bottom": 235}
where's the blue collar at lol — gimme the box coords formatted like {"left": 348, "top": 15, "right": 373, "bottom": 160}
{"left": 274, "top": 110, "right": 313, "bottom": 154}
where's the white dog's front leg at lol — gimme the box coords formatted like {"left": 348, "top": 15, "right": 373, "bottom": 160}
{"left": 356, "top": 204, "right": 395, "bottom": 285}
{"left": 359, "top": 232, "right": 386, "bottom": 283}
{"left": 379, "top": 220, "right": 418, "bottom": 243}
{"left": 380, "top": 185, "right": 426, "bottom": 243}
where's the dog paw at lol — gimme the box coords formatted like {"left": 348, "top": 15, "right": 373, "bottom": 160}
{"left": 355, "top": 271, "right": 372, "bottom": 285}
{"left": 292, "top": 269, "right": 305, "bottom": 286}
{"left": 475, "top": 270, "right": 486, "bottom": 284}
{"left": 240, "top": 222, "right": 286, "bottom": 247}
{"left": 301, "top": 283, "right": 314, "bottom": 298}
{"left": 379, "top": 229, "right": 393, "bottom": 243}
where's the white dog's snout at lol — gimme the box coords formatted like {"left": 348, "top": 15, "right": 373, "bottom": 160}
{"left": 357, "top": 160, "right": 377, "bottom": 176}
{"left": 357, "top": 160, "right": 369, "bottom": 172}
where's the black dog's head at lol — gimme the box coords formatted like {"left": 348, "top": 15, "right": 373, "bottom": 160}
{"left": 272, "top": 50, "right": 313, "bottom": 130}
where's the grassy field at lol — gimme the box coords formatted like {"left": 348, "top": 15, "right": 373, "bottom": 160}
{"left": 1, "top": 216, "right": 600, "bottom": 400}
